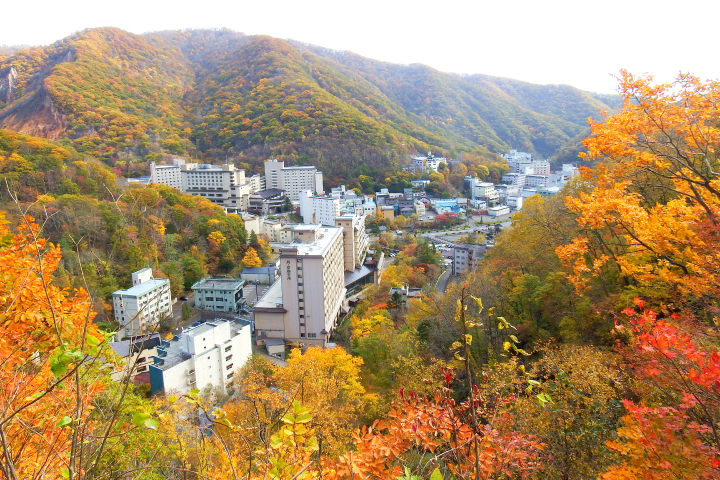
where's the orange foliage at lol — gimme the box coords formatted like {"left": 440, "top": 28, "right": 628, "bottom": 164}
{"left": 0, "top": 212, "right": 102, "bottom": 478}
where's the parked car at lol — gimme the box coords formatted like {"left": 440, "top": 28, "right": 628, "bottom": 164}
{"left": 191, "top": 321, "right": 203, "bottom": 327}
{"left": 179, "top": 296, "right": 188, "bottom": 301}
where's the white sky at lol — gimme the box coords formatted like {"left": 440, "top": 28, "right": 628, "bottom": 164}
{"left": 2, "top": 0, "right": 716, "bottom": 94}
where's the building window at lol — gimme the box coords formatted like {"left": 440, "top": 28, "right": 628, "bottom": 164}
{"left": 226, "top": 364, "right": 233, "bottom": 370}
{"left": 308, "top": 333, "right": 317, "bottom": 338}
{"left": 226, "top": 355, "right": 232, "bottom": 361}
{"left": 227, "top": 373, "right": 233, "bottom": 379}
{"left": 300, "top": 333, "right": 306, "bottom": 338}
{"left": 136, "top": 366, "right": 147, "bottom": 372}
{"left": 225, "top": 345, "right": 232, "bottom": 352}
{"left": 137, "top": 357, "right": 146, "bottom": 363}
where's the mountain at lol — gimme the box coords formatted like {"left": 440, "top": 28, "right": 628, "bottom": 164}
{"left": 0, "top": 27, "right": 620, "bottom": 181}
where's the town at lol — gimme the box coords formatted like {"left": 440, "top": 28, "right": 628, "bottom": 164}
{"left": 111, "top": 149, "right": 579, "bottom": 396}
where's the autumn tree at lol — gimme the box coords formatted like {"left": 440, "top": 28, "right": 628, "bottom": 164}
{"left": 242, "top": 247, "right": 263, "bottom": 268}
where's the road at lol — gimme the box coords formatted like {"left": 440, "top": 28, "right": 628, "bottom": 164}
{"left": 435, "top": 267, "right": 451, "bottom": 294}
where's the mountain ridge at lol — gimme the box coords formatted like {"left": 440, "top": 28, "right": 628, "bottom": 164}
{"left": 0, "top": 27, "right": 620, "bottom": 180}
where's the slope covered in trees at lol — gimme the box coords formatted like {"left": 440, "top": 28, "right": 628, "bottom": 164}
{"left": 0, "top": 27, "right": 618, "bottom": 184}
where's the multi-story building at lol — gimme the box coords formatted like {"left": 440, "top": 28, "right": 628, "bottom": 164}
{"left": 335, "top": 215, "right": 368, "bottom": 272}
{"left": 472, "top": 182, "right": 500, "bottom": 206}
{"left": 248, "top": 189, "right": 287, "bottom": 214}
{"left": 407, "top": 152, "right": 448, "bottom": 173}
{"left": 112, "top": 268, "right": 172, "bottom": 340}
{"left": 150, "top": 159, "right": 264, "bottom": 211}
{"left": 502, "top": 150, "right": 550, "bottom": 175}
{"left": 149, "top": 158, "right": 188, "bottom": 190}
{"left": 148, "top": 318, "right": 252, "bottom": 395}
{"left": 253, "top": 225, "right": 345, "bottom": 348}
{"left": 299, "top": 191, "right": 341, "bottom": 225}
{"left": 110, "top": 333, "right": 161, "bottom": 381}
{"left": 264, "top": 159, "right": 324, "bottom": 202}
{"left": 191, "top": 278, "right": 246, "bottom": 313}
{"left": 453, "top": 244, "right": 487, "bottom": 275}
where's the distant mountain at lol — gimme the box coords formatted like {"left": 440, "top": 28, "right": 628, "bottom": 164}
{"left": 0, "top": 27, "right": 620, "bottom": 181}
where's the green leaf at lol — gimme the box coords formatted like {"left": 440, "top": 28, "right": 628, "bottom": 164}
{"left": 430, "top": 467, "right": 443, "bottom": 480}
{"left": 295, "top": 412, "right": 312, "bottom": 423}
{"left": 132, "top": 412, "right": 150, "bottom": 427}
{"left": 168, "top": 394, "right": 177, "bottom": 405}
{"left": 144, "top": 417, "right": 159, "bottom": 430}
{"left": 528, "top": 379, "right": 541, "bottom": 386}
{"left": 86, "top": 335, "right": 99, "bottom": 346}
{"left": 60, "top": 467, "right": 69, "bottom": 479}
{"left": 56, "top": 416, "right": 72, "bottom": 428}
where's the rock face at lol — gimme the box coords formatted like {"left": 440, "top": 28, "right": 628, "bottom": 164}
{"left": 0, "top": 87, "right": 67, "bottom": 140}
{"left": 0, "top": 67, "right": 19, "bottom": 104}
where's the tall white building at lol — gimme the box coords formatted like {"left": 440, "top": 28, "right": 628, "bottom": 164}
{"left": 254, "top": 225, "right": 345, "bottom": 347}
{"left": 112, "top": 268, "right": 172, "bottom": 340}
{"left": 149, "top": 159, "right": 264, "bottom": 211}
{"left": 264, "top": 159, "right": 324, "bottom": 202}
{"left": 148, "top": 318, "right": 252, "bottom": 396}
{"left": 149, "top": 158, "right": 186, "bottom": 189}
{"left": 299, "top": 190, "right": 340, "bottom": 225}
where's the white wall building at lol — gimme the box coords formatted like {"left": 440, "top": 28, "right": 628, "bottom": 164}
{"left": 335, "top": 215, "right": 368, "bottom": 272}
{"left": 299, "top": 190, "right": 341, "bottom": 226}
{"left": 254, "top": 225, "right": 346, "bottom": 348}
{"left": 264, "top": 159, "right": 324, "bottom": 202}
{"left": 150, "top": 158, "right": 187, "bottom": 190}
{"left": 112, "top": 268, "right": 172, "bottom": 340}
{"left": 149, "top": 318, "right": 252, "bottom": 396}
{"left": 150, "top": 160, "right": 264, "bottom": 210}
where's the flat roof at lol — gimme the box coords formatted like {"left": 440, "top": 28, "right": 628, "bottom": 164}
{"left": 192, "top": 277, "right": 245, "bottom": 291}
{"left": 282, "top": 226, "right": 342, "bottom": 258}
{"left": 252, "top": 279, "right": 285, "bottom": 312}
{"left": 155, "top": 318, "right": 250, "bottom": 371}
{"left": 113, "top": 278, "right": 169, "bottom": 298}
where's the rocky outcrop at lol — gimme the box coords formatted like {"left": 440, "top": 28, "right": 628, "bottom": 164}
{"left": 0, "top": 87, "right": 67, "bottom": 140}
{"left": 0, "top": 67, "right": 19, "bottom": 104}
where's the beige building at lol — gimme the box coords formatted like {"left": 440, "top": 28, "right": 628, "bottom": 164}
{"left": 112, "top": 268, "right": 172, "bottom": 340}
{"left": 254, "top": 225, "right": 345, "bottom": 347}
{"left": 379, "top": 205, "right": 395, "bottom": 222}
{"left": 335, "top": 215, "right": 368, "bottom": 272}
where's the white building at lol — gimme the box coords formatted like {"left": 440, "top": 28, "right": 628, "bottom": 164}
{"left": 502, "top": 150, "right": 550, "bottom": 175}
{"left": 254, "top": 225, "right": 346, "bottom": 348}
{"left": 408, "top": 152, "right": 448, "bottom": 173}
{"left": 148, "top": 318, "right": 252, "bottom": 396}
{"left": 150, "top": 159, "right": 264, "bottom": 211}
{"left": 472, "top": 182, "right": 499, "bottom": 206}
{"left": 109, "top": 333, "right": 161, "bottom": 381}
{"left": 264, "top": 159, "right": 324, "bottom": 202}
{"left": 488, "top": 205, "right": 510, "bottom": 218}
{"left": 149, "top": 158, "right": 186, "bottom": 190}
{"left": 453, "top": 244, "right": 487, "bottom": 275}
{"left": 299, "top": 190, "right": 341, "bottom": 226}
{"left": 112, "top": 268, "right": 172, "bottom": 340}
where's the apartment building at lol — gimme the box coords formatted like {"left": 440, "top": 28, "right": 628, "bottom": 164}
{"left": 453, "top": 244, "right": 488, "bottom": 275}
{"left": 502, "top": 150, "right": 550, "bottom": 175}
{"left": 110, "top": 333, "right": 161, "bottom": 381}
{"left": 112, "top": 268, "right": 172, "bottom": 340}
{"left": 253, "top": 225, "right": 346, "bottom": 348}
{"left": 191, "top": 278, "right": 246, "bottom": 313}
{"left": 148, "top": 318, "right": 252, "bottom": 395}
{"left": 264, "top": 159, "right": 324, "bottom": 202}
{"left": 335, "top": 215, "right": 368, "bottom": 272}
{"left": 299, "top": 191, "right": 340, "bottom": 225}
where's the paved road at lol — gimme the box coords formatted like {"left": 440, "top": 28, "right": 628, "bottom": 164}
{"left": 435, "top": 267, "right": 451, "bottom": 294}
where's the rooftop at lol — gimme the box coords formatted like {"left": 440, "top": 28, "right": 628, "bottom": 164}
{"left": 251, "top": 188, "right": 286, "bottom": 199}
{"left": 155, "top": 318, "right": 251, "bottom": 371}
{"left": 192, "top": 277, "right": 245, "bottom": 291}
{"left": 112, "top": 278, "right": 169, "bottom": 298}
{"left": 282, "top": 226, "right": 342, "bottom": 257}
{"left": 252, "top": 279, "right": 285, "bottom": 312}
{"left": 242, "top": 266, "right": 276, "bottom": 274}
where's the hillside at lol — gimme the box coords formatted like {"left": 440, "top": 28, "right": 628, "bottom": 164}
{"left": 0, "top": 28, "right": 620, "bottom": 181}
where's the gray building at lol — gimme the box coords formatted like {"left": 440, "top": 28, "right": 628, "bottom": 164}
{"left": 191, "top": 278, "right": 246, "bottom": 313}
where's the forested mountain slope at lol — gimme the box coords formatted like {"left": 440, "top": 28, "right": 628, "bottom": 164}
{"left": 0, "top": 27, "right": 620, "bottom": 182}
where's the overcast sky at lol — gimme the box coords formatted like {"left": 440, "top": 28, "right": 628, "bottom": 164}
{"left": 2, "top": 0, "right": 715, "bottom": 94}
